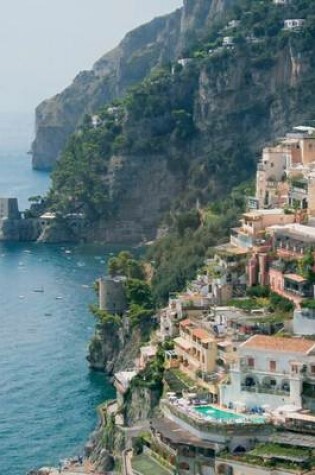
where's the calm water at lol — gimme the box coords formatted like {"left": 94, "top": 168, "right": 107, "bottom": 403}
{"left": 0, "top": 152, "right": 49, "bottom": 210}
{"left": 0, "top": 153, "right": 116, "bottom": 474}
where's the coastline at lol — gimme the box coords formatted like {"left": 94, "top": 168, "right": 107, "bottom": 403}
{"left": 27, "top": 401, "right": 113, "bottom": 475}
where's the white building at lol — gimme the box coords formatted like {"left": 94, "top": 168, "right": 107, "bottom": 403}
{"left": 177, "top": 58, "right": 192, "bottom": 67}
{"left": 222, "top": 36, "right": 234, "bottom": 47}
{"left": 284, "top": 19, "right": 305, "bottom": 30}
{"left": 227, "top": 20, "right": 240, "bottom": 29}
{"left": 221, "top": 335, "right": 315, "bottom": 410}
{"left": 159, "top": 297, "right": 183, "bottom": 341}
{"left": 91, "top": 115, "right": 101, "bottom": 128}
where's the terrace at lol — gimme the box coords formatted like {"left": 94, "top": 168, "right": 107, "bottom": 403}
{"left": 161, "top": 399, "right": 270, "bottom": 434}
{"left": 217, "top": 442, "right": 315, "bottom": 472}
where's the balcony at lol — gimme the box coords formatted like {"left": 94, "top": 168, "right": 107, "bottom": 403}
{"left": 241, "top": 384, "right": 290, "bottom": 396}
{"left": 239, "top": 363, "right": 298, "bottom": 379}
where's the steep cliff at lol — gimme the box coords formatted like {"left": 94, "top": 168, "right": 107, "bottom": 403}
{"left": 87, "top": 320, "right": 149, "bottom": 374}
{"left": 31, "top": 0, "right": 234, "bottom": 170}
{"left": 39, "top": 1, "right": 315, "bottom": 244}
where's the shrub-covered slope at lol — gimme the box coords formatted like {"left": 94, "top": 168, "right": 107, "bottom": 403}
{"left": 46, "top": 0, "right": 315, "bottom": 243}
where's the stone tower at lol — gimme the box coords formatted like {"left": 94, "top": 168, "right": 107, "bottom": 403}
{"left": 0, "top": 198, "right": 20, "bottom": 220}
{"left": 98, "top": 276, "right": 128, "bottom": 316}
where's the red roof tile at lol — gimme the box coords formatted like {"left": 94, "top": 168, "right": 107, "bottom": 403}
{"left": 241, "top": 335, "right": 315, "bottom": 354}
{"left": 191, "top": 328, "right": 212, "bottom": 341}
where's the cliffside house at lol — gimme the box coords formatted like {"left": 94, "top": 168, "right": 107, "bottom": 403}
{"left": 256, "top": 131, "right": 315, "bottom": 210}
{"left": 138, "top": 345, "right": 157, "bottom": 370}
{"left": 230, "top": 209, "right": 294, "bottom": 251}
{"left": 284, "top": 19, "right": 306, "bottom": 30}
{"left": 174, "top": 319, "right": 217, "bottom": 374}
{"left": 159, "top": 297, "right": 183, "bottom": 341}
{"left": 222, "top": 36, "right": 234, "bottom": 47}
{"left": 221, "top": 335, "right": 315, "bottom": 410}
{"left": 208, "top": 244, "right": 248, "bottom": 304}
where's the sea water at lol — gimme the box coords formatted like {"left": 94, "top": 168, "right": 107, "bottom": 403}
{"left": 0, "top": 153, "right": 116, "bottom": 474}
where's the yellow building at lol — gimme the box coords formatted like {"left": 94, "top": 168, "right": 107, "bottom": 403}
{"left": 174, "top": 319, "right": 217, "bottom": 375}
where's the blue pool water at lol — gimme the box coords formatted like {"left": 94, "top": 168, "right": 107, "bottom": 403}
{"left": 194, "top": 405, "right": 265, "bottom": 424}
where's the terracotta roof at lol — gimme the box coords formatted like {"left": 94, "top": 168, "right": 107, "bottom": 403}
{"left": 241, "top": 335, "right": 315, "bottom": 354}
{"left": 191, "top": 328, "right": 212, "bottom": 341}
{"left": 284, "top": 273, "right": 307, "bottom": 283}
{"left": 180, "top": 319, "right": 193, "bottom": 327}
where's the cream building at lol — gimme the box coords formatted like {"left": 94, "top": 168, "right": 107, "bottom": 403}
{"left": 174, "top": 319, "right": 217, "bottom": 376}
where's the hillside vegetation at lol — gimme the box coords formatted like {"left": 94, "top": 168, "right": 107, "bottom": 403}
{"left": 44, "top": 0, "right": 315, "bottom": 249}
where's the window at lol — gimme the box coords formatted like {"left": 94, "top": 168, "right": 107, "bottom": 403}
{"left": 248, "top": 357, "right": 255, "bottom": 368}
{"left": 270, "top": 360, "right": 277, "bottom": 372}
{"left": 291, "top": 364, "right": 298, "bottom": 374}
{"left": 310, "top": 365, "right": 315, "bottom": 375}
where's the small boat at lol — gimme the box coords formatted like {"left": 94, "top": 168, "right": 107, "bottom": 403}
{"left": 55, "top": 296, "right": 63, "bottom": 300}
{"left": 33, "top": 287, "right": 44, "bottom": 293}
{"left": 44, "top": 313, "right": 52, "bottom": 316}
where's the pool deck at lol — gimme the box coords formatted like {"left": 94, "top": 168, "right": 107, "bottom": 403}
{"left": 164, "top": 400, "right": 267, "bottom": 425}
{"left": 193, "top": 404, "right": 266, "bottom": 423}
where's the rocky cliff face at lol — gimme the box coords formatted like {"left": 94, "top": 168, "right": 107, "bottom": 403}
{"left": 31, "top": 10, "right": 181, "bottom": 170}
{"left": 36, "top": 0, "right": 315, "bottom": 244}
{"left": 87, "top": 320, "right": 145, "bottom": 374}
{"left": 31, "top": 0, "right": 236, "bottom": 170}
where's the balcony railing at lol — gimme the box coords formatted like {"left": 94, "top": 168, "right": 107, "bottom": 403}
{"left": 241, "top": 384, "right": 290, "bottom": 396}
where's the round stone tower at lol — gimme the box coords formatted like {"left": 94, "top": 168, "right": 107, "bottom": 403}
{"left": 99, "top": 276, "right": 128, "bottom": 316}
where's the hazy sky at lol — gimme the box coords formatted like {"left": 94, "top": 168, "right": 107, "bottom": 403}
{"left": 0, "top": 0, "right": 182, "bottom": 150}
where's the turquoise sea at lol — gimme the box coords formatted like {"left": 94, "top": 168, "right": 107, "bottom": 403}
{"left": 0, "top": 153, "right": 116, "bottom": 474}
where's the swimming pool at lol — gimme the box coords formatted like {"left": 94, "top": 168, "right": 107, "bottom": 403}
{"left": 193, "top": 405, "right": 265, "bottom": 424}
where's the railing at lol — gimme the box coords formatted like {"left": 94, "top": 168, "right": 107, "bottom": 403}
{"left": 161, "top": 400, "right": 270, "bottom": 432}
{"left": 241, "top": 385, "right": 290, "bottom": 396}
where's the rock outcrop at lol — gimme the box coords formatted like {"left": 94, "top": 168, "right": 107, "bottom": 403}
{"left": 87, "top": 321, "right": 145, "bottom": 374}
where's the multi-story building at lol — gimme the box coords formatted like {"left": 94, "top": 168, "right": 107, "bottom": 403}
{"left": 231, "top": 209, "right": 295, "bottom": 251}
{"left": 265, "top": 223, "right": 315, "bottom": 305}
{"left": 174, "top": 319, "right": 217, "bottom": 377}
{"left": 221, "top": 335, "right": 315, "bottom": 410}
{"left": 159, "top": 297, "right": 183, "bottom": 341}
{"left": 268, "top": 222, "right": 315, "bottom": 260}
{"left": 208, "top": 244, "right": 249, "bottom": 304}
{"left": 256, "top": 130, "right": 315, "bottom": 209}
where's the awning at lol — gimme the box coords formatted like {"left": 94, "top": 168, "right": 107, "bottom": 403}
{"left": 284, "top": 273, "right": 307, "bottom": 283}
